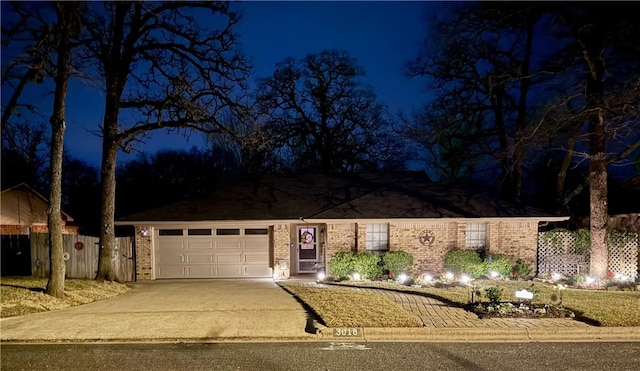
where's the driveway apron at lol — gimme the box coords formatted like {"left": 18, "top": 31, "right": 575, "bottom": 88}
{"left": 0, "top": 279, "right": 316, "bottom": 342}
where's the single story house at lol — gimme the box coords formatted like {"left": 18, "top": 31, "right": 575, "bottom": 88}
{"left": 0, "top": 183, "right": 78, "bottom": 235}
{"left": 115, "top": 172, "right": 568, "bottom": 280}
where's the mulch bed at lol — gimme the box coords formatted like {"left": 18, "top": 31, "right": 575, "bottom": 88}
{"left": 465, "top": 302, "right": 576, "bottom": 319}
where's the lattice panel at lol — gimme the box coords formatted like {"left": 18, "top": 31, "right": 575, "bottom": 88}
{"left": 608, "top": 236, "right": 638, "bottom": 278}
{"left": 538, "top": 231, "right": 640, "bottom": 278}
{"left": 537, "top": 231, "right": 587, "bottom": 276}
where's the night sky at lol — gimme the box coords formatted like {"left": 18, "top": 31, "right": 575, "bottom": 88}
{"left": 3, "top": 1, "right": 437, "bottom": 168}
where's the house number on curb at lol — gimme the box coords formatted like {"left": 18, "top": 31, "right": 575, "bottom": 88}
{"left": 333, "top": 328, "right": 362, "bottom": 337}
{"left": 419, "top": 230, "right": 435, "bottom": 246}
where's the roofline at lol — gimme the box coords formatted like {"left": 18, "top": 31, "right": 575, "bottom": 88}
{"left": 115, "top": 216, "right": 570, "bottom": 226}
{"left": 1, "top": 182, "right": 75, "bottom": 221}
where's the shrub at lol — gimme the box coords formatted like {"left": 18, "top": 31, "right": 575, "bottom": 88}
{"left": 382, "top": 251, "right": 414, "bottom": 274}
{"left": 329, "top": 251, "right": 356, "bottom": 278}
{"left": 352, "top": 252, "right": 383, "bottom": 279}
{"left": 484, "top": 286, "right": 503, "bottom": 305}
{"left": 484, "top": 254, "right": 512, "bottom": 277}
{"left": 511, "top": 259, "right": 532, "bottom": 279}
{"left": 444, "top": 249, "right": 482, "bottom": 275}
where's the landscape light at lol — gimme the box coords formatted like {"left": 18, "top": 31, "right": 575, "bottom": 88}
{"left": 585, "top": 276, "right": 595, "bottom": 285}
{"left": 445, "top": 272, "right": 454, "bottom": 280}
{"left": 352, "top": 272, "right": 361, "bottom": 281}
{"left": 398, "top": 274, "right": 408, "bottom": 283}
{"left": 317, "top": 272, "right": 326, "bottom": 282}
{"left": 489, "top": 271, "right": 499, "bottom": 279}
{"left": 460, "top": 274, "right": 471, "bottom": 284}
{"left": 551, "top": 272, "right": 562, "bottom": 281}
{"left": 515, "top": 289, "right": 534, "bottom": 300}
{"left": 421, "top": 274, "right": 433, "bottom": 282}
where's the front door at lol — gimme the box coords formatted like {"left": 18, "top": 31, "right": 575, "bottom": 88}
{"left": 297, "top": 226, "right": 318, "bottom": 273}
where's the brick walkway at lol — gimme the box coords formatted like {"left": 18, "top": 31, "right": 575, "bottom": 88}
{"left": 342, "top": 286, "right": 591, "bottom": 329}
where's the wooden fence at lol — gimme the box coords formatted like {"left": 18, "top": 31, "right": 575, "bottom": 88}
{"left": 30, "top": 234, "right": 134, "bottom": 282}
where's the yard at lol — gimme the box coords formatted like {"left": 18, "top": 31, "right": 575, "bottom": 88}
{"left": 0, "top": 277, "right": 130, "bottom": 318}
{"left": 281, "top": 279, "right": 640, "bottom": 327}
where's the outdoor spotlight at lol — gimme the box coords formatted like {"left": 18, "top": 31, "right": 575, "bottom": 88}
{"left": 398, "top": 273, "right": 408, "bottom": 283}
{"left": 445, "top": 272, "right": 454, "bottom": 280}
{"left": 352, "top": 272, "right": 361, "bottom": 281}
{"left": 460, "top": 274, "right": 471, "bottom": 284}
{"left": 489, "top": 271, "right": 499, "bottom": 279}
{"left": 421, "top": 274, "right": 433, "bottom": 282}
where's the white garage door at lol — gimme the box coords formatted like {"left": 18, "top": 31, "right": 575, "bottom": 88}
{"left": 155, "top": 226, "right": 270, "bottom": 278}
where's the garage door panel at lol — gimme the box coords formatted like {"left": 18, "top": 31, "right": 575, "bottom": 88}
{"left": 157, "top": 252, "right": 184, "bottom": 265}
{"left": 216, "top": 241, "right": 242, "bottom": 249}
{"left": 158, "top": 240, "right": 184, "bottom": 250}
{"left": 216, "top": 253, "right": 242, "bottom": 263}
{"left": 244, "top": 252, "right": 268, "bottom": 263}
{"left": 157, "top": 265, "right": 185, "bottom": 278}
{"left": 187, "top": 253, "right": 214, "bottom": 264}
{"left": 245, "top": 240, "right": 266, "bottom": 249}
{"left": 216, "top": 265, "right": 243, "bottom": 277}
{"left": 245, "top": 265, "right": 270, "bottom": 276}
{"left": 188, "top": 265, "right": 215, "bottom": 277}
{"left": 186, "top": 241, "right": 213, "bottom": 250}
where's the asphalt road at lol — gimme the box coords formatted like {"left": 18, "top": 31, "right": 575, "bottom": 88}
{"left": 2, "top": 341, "right": 639, "bottom": 371}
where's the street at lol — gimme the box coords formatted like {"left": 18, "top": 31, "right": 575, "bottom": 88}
{"left": 2, "top": 341, "right": 639, "bottom": 371}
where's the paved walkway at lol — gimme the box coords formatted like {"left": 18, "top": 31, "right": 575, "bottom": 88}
{"left": 326, "top": 285, "right": 591, "bottom": 329}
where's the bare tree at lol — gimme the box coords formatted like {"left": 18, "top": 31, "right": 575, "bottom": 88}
{"left": 257, "top": 49, "right": 404, "bottom": 173}
{"left": 407, "top": 3, "right": 558, "bottom": 200}
{"left": 79, "top": 2, "right": 249, "bottom": 280}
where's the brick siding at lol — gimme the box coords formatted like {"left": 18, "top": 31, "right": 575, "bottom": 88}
{"left": 135, "top": 226, "right": 153, "bottom": 280}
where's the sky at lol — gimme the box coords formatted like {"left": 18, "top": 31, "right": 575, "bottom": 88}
{"left": 43, "top": 1, "right": 438, "bottom": 168}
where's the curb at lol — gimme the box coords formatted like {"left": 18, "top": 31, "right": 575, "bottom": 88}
{"left": 318, "top": 327, "right": 640, "bottom": 342}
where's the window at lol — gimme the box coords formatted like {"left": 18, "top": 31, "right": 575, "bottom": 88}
{"left": 245, "top": 228, "right": 268, "bottom": 235}
{"left": 465, "top": 223, "right": 487, "bottom": 249}
{"left": 188, "top": 229, "right": 211, "bottom": 236}
{"left": 216, "top": 228, "right": 240, "bottom": 236}
{"left": 366, "top": 223, "right": 389, "bottom": 252}
{"left": 158, "top": 229, "right": 183, "bottom": 236}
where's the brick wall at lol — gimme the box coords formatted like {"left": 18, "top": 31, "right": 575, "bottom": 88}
{"left": 325, "top": 223, "right": 357, "bottom": 272}
{"left": 272, "top": 223, "right": 291, "bottom": 278}
{"left": 486, "top": 221, "right": 539, "bottom": 272}
{"left": 135, "top": 226, "right": 153, "bottom": 280}
{"left": 0, "top": 225, "right": 23, "bottom": 235}
{"left": 390, "top": 222, "right": 458, "bottom": 274}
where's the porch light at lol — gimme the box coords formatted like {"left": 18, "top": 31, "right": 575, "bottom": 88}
{"left": 489, "top": 270, "right": 499, "bottom": 279}
{"left": 352, "top": 272, "right": 361, "bottom": 281}
{"left": 398, "top": 273, "right": 407, "bottom": 283}
{"left": 444, "top": 272, "right": 454, "bottom": 281}
{"left": 460, "top": 274, "right": 471, "bottom": 284}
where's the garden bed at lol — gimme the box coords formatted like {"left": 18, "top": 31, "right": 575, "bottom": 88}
{"left": 465, "top": 301, "right": 575, "bottom": 319}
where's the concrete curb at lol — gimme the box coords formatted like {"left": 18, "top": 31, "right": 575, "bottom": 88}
{"left": 318, "top": 327, "right": 640, "bottom": 342}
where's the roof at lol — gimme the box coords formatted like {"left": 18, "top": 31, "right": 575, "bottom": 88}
{"left": 1, "top": 183, "right": 75, "bottom": 222}
{"left": 118, "top": 172, "right": 564, "bottom": 223}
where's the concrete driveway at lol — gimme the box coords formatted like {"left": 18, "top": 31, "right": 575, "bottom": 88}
{"left": 0, "top": 279, "right": 319, "bottom": 342}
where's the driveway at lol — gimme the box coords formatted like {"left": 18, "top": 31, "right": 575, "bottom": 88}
{"left": 0, "top": 279, "right": 318, "bottom": 342}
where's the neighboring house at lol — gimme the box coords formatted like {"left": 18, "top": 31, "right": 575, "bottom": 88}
{"left": 0, "top": 183, "right": 78, "bottom": 235}
{"left": 115, "top": 172, "right": 568, "bottom": 280}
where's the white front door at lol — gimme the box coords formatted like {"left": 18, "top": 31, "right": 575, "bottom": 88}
{"left": 297, "top": 226, "right": 318, "bottom": 273}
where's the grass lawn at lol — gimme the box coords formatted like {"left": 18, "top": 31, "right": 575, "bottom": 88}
{"left": 279, "top": 283, "right": 422, "bottom": 328}
{"left": 333, "top": 280, "right": 640, "bottom": 327}
{"left": 0, "top": 277, "right": 130, "bottom": 318}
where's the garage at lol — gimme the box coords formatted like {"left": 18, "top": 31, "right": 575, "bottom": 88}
{"left": 155, "top": 226, "right": 271, "bottom": 278}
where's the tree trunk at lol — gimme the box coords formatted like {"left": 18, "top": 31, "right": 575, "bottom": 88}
{"left": 46, "top": 2, "right": 74, "bottom": 298}
{"left": 96, "top": 122, "right": 119, "bottom": 281}
{"left": 589, "top": 110, "right": 608, "bottom": 278}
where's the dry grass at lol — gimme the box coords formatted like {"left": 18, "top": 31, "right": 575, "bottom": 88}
{"left": 335, "top": 279, "right": 640, "bottom": 327}
{"left": 279, "top": 283, "right": 423, "bottom": 328}
{"left": 1, "top": 277, "right": 130, "bottom": 318}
